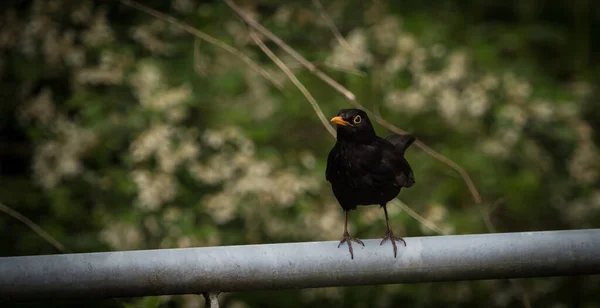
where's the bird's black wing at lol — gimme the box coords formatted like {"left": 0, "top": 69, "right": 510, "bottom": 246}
{"left": 347, "top": 138, "right": 399, "bottom": 189}
{"left": 382, "top": 135, "right": 415, "bottom": 188}
{"left": 385, "top": 134, "right": 416, "bottom": 155}
{"left": 394, "top": 156, "right": 415, "bottom": 188}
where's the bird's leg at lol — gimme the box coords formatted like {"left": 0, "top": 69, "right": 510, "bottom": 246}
{"left": 338, "top": 210, "right": 365, "bottom": 259}
{"left": 380, "top": 204, "right": 406, "bottom": 258}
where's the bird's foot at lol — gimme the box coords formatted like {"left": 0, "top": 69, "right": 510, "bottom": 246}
{"left": 380, "top": 229, "right": 406, "bottom": 258}
{"left": 338, "top": 231, "right": 365, "bottom": 259}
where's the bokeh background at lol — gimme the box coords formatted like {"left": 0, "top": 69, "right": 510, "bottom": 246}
{"left": 1, "top": 0, "right": 599, "bottom": 307}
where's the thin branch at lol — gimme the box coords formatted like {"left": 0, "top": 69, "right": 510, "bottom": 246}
{"left": 120, "top": 0, "right": 284, "bottom": 92}
{"left": 286, "top": 61, "right": 366, "bottom": 77}
{"left": 323, "top": 62, "right": 367, "bottom": 77}
{"left": 249, "top": 31, "right": 335, "bottom": 137}
{"left": 222, "top": 0, "right": 482, "bottom": 207}
{"left": 222, "top": 0, "right": 355, "bottom": 102}
{"left": 487, "top": 197, "right": 506, "bottom": 215}
{"left": 390, "top": 199, "right": 448, "bottom": 235}
{"left": 372, "top": 108, "right": 482, "bottom": 204}
{"left": 312, "top": 0, "right": 350, "bottom": 49}
{"left": 0, "top": 202, "right": 70, "bottom": 253}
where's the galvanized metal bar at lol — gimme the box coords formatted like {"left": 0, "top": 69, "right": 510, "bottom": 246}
{"left": 1, "top": 229, "right": 599, "bottom": 301}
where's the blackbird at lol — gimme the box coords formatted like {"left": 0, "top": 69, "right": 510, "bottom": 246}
{"left": 326, "top": 108, "right": 415, "bottom": 259}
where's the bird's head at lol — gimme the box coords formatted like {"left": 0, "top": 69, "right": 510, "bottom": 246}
{"left": 330, "top": 109, "right": 376, "bottom": 142}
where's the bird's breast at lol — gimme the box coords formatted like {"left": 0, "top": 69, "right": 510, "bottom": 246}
{"left": 328, "top": 142, "right": 400, "bottom": 207}
{"left": 331, "top": 147, "right": 377, "bottom": 191}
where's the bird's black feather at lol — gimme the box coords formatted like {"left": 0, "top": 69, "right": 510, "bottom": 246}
{"left": 385, "top": 134, "right": 416, "bottom": 156}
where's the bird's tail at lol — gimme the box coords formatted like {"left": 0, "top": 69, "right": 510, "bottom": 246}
{"left": 385, "top": 134, "right": 416, "bottom": 156}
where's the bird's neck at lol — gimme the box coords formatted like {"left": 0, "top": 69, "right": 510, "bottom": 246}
{"left": 336, "top": 127, "right": 376, "bottom": 144}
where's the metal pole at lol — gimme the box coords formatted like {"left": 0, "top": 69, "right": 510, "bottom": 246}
{"left": 1, "top": 229, "right": 599, "bottom": 301}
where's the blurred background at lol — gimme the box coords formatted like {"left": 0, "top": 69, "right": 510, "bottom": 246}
{"left": 1, "top": 0, "right": 599, "bottom": 307}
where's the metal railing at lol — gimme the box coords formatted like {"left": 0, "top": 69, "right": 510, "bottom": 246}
{"left": 1, "top": 229, "right": 600, "bottom": 305}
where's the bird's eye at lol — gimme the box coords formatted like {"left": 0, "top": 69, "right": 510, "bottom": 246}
{"left": 353, "top": 115, "right": 361, "bottom": 124}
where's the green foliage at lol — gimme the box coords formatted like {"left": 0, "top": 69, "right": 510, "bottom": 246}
{"left": 1, "top": 0, "right": 599, "bottom": 307}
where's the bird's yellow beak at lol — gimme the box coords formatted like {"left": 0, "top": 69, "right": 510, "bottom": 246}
{"left": 330, "top": 116, "right": 350, "bottom": 126}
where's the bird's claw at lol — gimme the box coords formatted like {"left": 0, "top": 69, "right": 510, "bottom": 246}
{"left": 338, "top": 231, "right": 365, "bottom": 259}
{"left": 380, "top": 229, "right": 406, "bottom": 258}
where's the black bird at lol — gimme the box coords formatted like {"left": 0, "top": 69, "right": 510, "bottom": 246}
{"left": 326, "top": 109, "right": 415, "bottom": 259}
